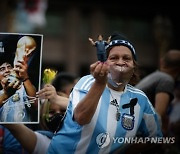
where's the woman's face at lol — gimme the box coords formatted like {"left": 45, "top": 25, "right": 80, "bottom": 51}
{"left": 107, "top": 46, "right": 135, "bottom": 85}
{"left": 44, "top": 102, "right": 65, "bottom": 132}
{"left": 48, "top": 103, "right": 63, "bottom": 118}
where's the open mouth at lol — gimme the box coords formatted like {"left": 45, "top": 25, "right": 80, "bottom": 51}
{"left": 4, "top": 73, "right": 10, "bottom": 78}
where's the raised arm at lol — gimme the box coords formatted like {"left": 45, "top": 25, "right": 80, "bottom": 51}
{"left": 3, "top": 124, "right": 37, "bottom": 154}
{"left": 37, "top": 84, "right": 69, "bottom": 110}
{"left": 14, "top": 59, "right": 36, "bottom": 97}
{"left": 74, "top": 61, "right": 109, "bottom": 125}
{"left": 0, "top": 92, "right": 8, "bottom": 106}
{"left": 14, "top": 59, "right": 38, "bottom": 109}
{"left": 88, "top": 37, "right": 96, "bottom": 46}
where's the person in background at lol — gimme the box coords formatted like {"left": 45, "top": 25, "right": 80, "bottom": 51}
{"left": 135, "top": 49, "right": 180, "bottom": 136}
{"left": 166, "top": 80, "right": 180, "bottom": 154}
{"left": 51, "top": 71, "right": 79, "bottom": 97}
{"left": 3, "top": 71, "right": 79, "bottom": 154}
{"left": 39, "top": 72, "right": 79, "bottom": 132}
{"left": 47, "top": 32, "right": 162, "bottom": 154}
{"left": 0, "top": 124, "right": 28, "bottom": 154}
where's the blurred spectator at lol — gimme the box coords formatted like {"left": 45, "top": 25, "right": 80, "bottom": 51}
{"left": 0, "top": 124, "right": 28, "bottom": 154}
{"left": 3, "top": 71, "right": 79, "bottom": 154}
{"left": 51, "top": 72, "right": 79, "bottom": 97}
{"left": 136, "top": 49, "right": 180, "bottom": 136}
{"left": 165, "top": 81, "right": 180, "bottom": 154}
{"left": 136, "top": 49, "right": 180, "bottom": 154}
{"left": 39, "top": 71, "right": 79, "bottom": 132}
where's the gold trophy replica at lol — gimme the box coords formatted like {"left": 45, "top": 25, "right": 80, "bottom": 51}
{"left": 7, "top": 36, "right": 37, "bottom": 85}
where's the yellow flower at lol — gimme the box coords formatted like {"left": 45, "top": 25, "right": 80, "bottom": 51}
{"left": 42, "top": 68, "right": 57, "bottom": 84}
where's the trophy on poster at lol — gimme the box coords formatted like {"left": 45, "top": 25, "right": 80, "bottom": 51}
{"left": 7, "top": 36, "right": 37, "bottom": 86}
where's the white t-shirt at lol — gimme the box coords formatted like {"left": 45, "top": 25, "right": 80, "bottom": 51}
{"left": 33, "top": 132, "right": 51, "bottom": 154}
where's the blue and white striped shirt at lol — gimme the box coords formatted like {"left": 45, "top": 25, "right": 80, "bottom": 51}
{"left": 0, "top": 85, "right": 31, "bottom": 122}
{"left": 48, "top": 75, "right": 162, "bottom": 154}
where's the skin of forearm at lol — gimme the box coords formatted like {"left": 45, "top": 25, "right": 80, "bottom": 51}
{"left": 54, "top": 95, "right": 69, "bottom": 110}
{"left": 3, "top": 124, "right": 37, "bottom": 154}
{"left": 23, "top": 79, "right": 36, "bottom": 97}
{"left": 23, "top": 79, "right": 38, "bottom": 109}
{"left": 0, "top": 93, "right": 9, "bottom": 106}
{"left": 74, "top": 81, "right": 106, "bottom": 125}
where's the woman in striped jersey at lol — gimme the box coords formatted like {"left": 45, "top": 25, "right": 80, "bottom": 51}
{"left": 47, "top": 32, "right": 163, "bottom": 154}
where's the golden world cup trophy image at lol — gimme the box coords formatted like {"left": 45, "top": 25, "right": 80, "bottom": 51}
{"left": 7, "top": 36, "right": 37, "bottom": 86}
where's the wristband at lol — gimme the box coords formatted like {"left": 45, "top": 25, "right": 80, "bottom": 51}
{"left": 23, "top": 78, "right": 29, "bottom": 82}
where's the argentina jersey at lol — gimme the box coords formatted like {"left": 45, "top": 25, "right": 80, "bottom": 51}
{"left": 0, "top": 85, "right": 31, "bottom": 122}
{"left": 48, "top": 75, "right": 162, "bottom": 154}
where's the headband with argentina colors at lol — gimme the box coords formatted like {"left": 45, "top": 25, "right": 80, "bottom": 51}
{"left": 105, "top": 32, "right": 137, "bottom": 61}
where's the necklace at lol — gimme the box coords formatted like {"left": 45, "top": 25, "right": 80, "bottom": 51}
{"left": 108, "top": 88, "right": 121, "bottom": 121}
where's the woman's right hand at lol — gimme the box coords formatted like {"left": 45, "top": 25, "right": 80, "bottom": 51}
{"left": 36, "top": 84, "right": 58, "bottom": 102}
